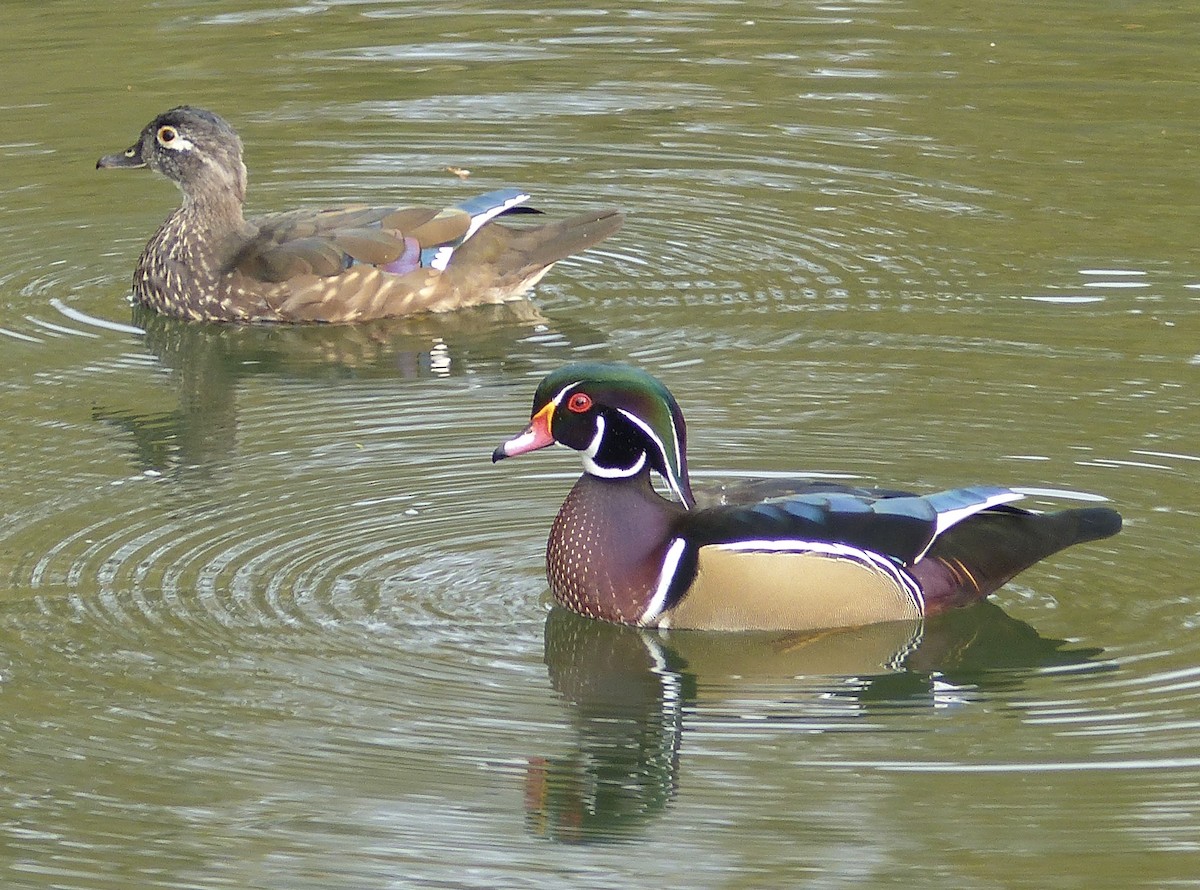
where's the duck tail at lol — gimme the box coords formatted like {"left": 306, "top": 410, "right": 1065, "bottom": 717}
{"left": 444, "top": 208, "right": 624, "bottom": 299}
{"left": 915, "top": 506, "right": 1122, "bottom": 614}
{"left": 506, "top": 207, "right": 625, "bottom": 271}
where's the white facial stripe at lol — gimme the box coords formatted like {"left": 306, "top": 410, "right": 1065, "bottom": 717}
{"left": 553, "top": 381, "right": 667, "bottom": 483}
{"left": 551, "top": 381, "right": 579, "bottom": 407}
{"left": 639, "top": 537, "right": 689, "bottom": 625}
{"left": 582, "top": 451, "right": 646, "bottom": 478}
{"left": 616, "top": 407, "right": 685, "bottom": 503}
{"left": 582, "top": 414, "right": 605, "bottom": 460}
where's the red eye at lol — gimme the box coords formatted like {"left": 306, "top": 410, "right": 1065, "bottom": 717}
{"left": 567, "top": 392, "right": 593, "bottom": 413}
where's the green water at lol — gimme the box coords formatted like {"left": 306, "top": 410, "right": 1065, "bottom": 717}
{"left": 0, "top": 1, "right": 1197, "bottom": 887}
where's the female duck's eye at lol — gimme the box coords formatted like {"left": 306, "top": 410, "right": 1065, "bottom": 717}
{"left": 157, "top": 126, "right": 177, "bottom": 144}
{"left": 567, "top": 393, "right": 593, "bottom": 413}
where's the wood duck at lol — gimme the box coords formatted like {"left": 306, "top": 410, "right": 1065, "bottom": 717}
{"left": 96, "top": 106, "right": 623, "bottom": 323}
{"left": 493, "top": 363, "right": 1123, "bottom": 632}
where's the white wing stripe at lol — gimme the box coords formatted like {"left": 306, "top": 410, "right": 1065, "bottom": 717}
{"left": 429, "top": 245, "right": 455, "bottom": 271}
{"left": 933, "top": 490, "right": 1024, "bottom": 537}
{"left": 429, "top": 193, "right": 531, "bottom": 271}
{"left": 463, "top": 192, "right": 530, "bottom": 242}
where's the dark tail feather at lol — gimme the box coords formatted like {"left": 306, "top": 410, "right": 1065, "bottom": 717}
{"left": 916, "top": 506, "right": 1122, "bottom": 614}
{"left": 1069, "top": 506, "right": 1124, "bottom": 543}
{"left": 506, "top": 208, "right": 625, "bottom": 270}
{"left": 442, "top": 208, "right": 623, "bottom": 298}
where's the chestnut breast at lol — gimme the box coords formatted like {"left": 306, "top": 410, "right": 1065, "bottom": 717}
{"left": 547, "top": 472, "right": 683, "bottom": 624}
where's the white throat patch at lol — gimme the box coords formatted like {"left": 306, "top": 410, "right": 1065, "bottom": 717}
{"left": 581, "top": 415, "right": 647, "bottom": 479}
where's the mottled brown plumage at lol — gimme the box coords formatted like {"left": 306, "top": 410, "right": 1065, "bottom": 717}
{"left": 97, "top": 106, "right": 623, "bottom": 324}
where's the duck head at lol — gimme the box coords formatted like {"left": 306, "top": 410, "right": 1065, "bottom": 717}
{"left": 97, "top": 106, "right": 247, "bottom": 207}
{"left": 494, "top": 362, "right": 695, "bottom": 507}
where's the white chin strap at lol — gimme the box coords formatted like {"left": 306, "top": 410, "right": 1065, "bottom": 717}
{"left": 580, "top": 416, "right": 647, "bottom": 479}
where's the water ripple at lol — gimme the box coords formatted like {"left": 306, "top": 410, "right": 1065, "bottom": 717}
{"left": 1, "top": 0, "right": 1197, "bottom": 878}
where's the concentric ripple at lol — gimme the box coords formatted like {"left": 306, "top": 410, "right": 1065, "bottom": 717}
{"left": 1, "top": 0, "right": 1199, "bottom": 884}
{"left": 1, "top": 380, "right": 551, "bottom": 640}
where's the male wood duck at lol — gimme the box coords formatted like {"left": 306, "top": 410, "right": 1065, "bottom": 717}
{"left": 493, "top": 363, "right": 1123, "bottom": 632}
{"left": 96, "top": 106, "right": 623, "bottom": 323}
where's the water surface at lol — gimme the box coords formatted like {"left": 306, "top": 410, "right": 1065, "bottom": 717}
{"left": 1, "top": 1, "right": 1198, "bottom": 887}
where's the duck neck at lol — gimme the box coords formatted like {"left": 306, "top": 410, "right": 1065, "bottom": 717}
{"left": 177, "top": 169, "right": 248, "bottom": 239}
{"left": 547, "top": 467, "right": 686, "bottom": 625}
{"left": 136, "top": 178, "right": 249, "bottom": 309}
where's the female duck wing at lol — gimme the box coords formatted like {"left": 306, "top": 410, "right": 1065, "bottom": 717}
{"left": 222, "top": 189, "right": 621, "bottom": 321}
{"left": 230, "top": 194, "right": 517, "bottom": 283}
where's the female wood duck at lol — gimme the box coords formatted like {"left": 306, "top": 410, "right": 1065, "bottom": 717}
{"left": 493, "top": 363, "right": 1123, "bottom": 632}
{"left": 96, "top": 106, "right": 623, "bottom": 323}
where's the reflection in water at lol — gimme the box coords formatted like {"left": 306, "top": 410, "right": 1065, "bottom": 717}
{"left": 93, "top": 303, "right": 603, "bottom": 477}
{"left": 528, "top": 615, "right": 687, "bottom": 845}
{"left": 2, "top": 0, "right": 1193, "bottom": 880}
{"left": 532, "top": 604, "right": 1105, "bottom": 844}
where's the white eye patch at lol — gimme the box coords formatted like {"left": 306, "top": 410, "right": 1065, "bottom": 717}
{"left": 159, "top": 134, "right": 195, "bottom": 152}
{"left": 156, "top": 126, "right": 195, "bottom": 152}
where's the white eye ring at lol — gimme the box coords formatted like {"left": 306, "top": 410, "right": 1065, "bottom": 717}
{"left": 156, "top": 126, "right": 194, "bottom": 152}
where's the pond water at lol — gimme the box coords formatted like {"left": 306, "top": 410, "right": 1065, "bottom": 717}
{"left": 1, "top": 1, "right": 1198, "bottom": 886}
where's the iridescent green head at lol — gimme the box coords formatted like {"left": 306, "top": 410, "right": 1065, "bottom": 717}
{"left": 493, "top": 362, "right": 694, "bottom": 506}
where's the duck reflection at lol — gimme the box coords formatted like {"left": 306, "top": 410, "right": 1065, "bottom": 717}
{"left": 530, "top": 603, "right": 1104, "bottom": 844}
{"left": 94, "top": 302, "right": 603, "bottom": 477}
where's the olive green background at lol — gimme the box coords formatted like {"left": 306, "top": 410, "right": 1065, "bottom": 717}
{"left": 0, "top": 1, "right": 1196, "bottom": 886}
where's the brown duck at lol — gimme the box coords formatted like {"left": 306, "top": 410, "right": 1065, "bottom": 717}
{"left": 97, "top": 106, "right": 623, "bottom": 323}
